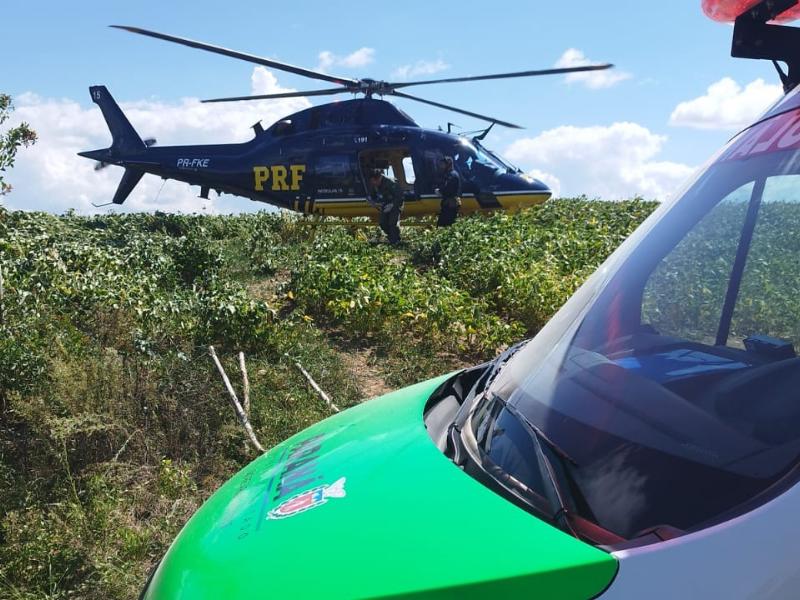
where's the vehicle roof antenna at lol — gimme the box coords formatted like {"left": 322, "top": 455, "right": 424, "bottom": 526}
{"left": 773, "top": 59, "right": 790, "bottom": 89}
{"left": 447, "top": 122, "right": 460, "bottom": 134}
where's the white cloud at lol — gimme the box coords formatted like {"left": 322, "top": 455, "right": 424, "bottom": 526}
{"left": 669, "top": 77, "right": 782, "bottom": 130}
{"left": 316, "top": 47, "right": 375, "bottom": 72}
{"left": 555, "top": 48, "right": 631, "bottom": 89}
{"left": 391, "top": 59, "right": 449, "bottom": 81}
{"left": 2, "top": 67, "right": 311, "bottom": 214}
{"left": 505, "top": 122, "right": 694, "bottom": 200}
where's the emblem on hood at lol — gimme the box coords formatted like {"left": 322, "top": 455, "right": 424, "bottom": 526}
{"left": 267, "top": 477, "right": 347, "bottom": 520}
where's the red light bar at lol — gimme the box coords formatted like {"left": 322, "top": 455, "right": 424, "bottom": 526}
{"left": 703, "top": 0, "right": 800, "bottom": 22}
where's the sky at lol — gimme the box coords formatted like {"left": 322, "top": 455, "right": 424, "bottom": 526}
{"left": 1, "top": 0, "right": 789, "bottom": 213}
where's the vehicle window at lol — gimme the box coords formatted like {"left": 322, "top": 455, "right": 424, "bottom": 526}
{"left": 729, "top": 175, "right": 800, "bottom": 347}
{"left": 642, "top": 182, "right": 753, "bottom": 344}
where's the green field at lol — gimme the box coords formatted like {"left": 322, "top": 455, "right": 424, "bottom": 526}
{"left": 0, "top": 199, "right": 655, "bottom": 599}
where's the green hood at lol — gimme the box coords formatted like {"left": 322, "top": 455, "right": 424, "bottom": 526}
{"left": 144, "top": 376, "right": 617, "bottom": 599}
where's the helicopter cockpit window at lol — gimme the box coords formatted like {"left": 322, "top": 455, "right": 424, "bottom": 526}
{"left": 475, "top": 140, "right": 520, "bottom": 172}
{"left": 454, "top": 140, "right": 504, "bottom": 176}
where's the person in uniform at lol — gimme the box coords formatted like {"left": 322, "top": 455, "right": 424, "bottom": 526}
{"left": 367, "top": 169, "right": 404, "bottom": 245}
{"left": 436, "top": 156, "right": 461, "bottom": 227}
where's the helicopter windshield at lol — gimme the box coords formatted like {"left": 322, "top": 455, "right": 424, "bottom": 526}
{"left": 473, "top": 139, "right": 520, "bottom": 172}
{"left": 477, "top": 106, "right": 800, "bottom": 542}
{"left": 454, "top": 139, "right": 505, "bottom": 174}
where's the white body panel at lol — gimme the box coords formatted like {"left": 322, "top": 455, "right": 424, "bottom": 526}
{"left": 600, "top": 481, "right": 800, "bottom": 599}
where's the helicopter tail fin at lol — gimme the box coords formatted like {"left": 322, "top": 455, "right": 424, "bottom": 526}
{"left": 110, "top": 168, "right": 145, "bottom": 205}
{"left": 88, "top": 85, "right": 145, "bottom": 154}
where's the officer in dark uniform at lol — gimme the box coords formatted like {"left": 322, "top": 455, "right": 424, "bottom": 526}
{"left": 367, "top": 169, "right": 404, "bottom": 245}
{"left": 436, "top": 156, "right": 461, "bottom": 227}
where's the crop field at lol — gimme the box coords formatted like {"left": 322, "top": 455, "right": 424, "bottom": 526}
{"left": 0, "top": 198, "right": 655, "bottom": 599}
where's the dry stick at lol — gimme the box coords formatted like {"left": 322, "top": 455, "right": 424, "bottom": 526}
{"left": 0, "top": 264, "right": 4, "bottom": 411}
{"left": 0, "top": 262, "right": 4, "bottom": 326}
{"left": 209, "top": 346, "right": 265, "bottom": 453}
{"left": 237, "top": 352, "right": 252, "bottom": 456}
{"left": 238, "top": 351, "right": 250, "bottom": 418}
{"left": 289, "top": 355, "right": 340, "bottom": 413}
{"left": 111, "top": 429, "right": 139, "bottom": 463}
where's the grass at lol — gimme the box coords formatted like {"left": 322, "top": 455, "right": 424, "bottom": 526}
{"left": 0, "top": 199, "right": 656, "bottom": 599}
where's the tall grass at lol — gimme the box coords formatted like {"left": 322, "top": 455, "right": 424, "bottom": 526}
{"left": 0, "top": 199, "right": 655, "bottom": 599}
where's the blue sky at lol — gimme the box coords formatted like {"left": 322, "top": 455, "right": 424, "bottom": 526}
{"left": 3, "top": 0, "right": 787, "bottom": 212}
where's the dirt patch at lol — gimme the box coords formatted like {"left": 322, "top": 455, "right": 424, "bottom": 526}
{"left": 246, "top": 269, "right": 290, "bottom": 303}
{"left": 337, "top": 345, "right": 393, "bottom": 400}
{"left": 325, "top": 329, "right": 393, "bottom": 400}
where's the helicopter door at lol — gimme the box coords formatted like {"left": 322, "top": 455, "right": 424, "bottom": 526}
{"left": 311, "top": 153, "right": 364, "bottom": 200}
{"left": 359, "top": 148, "right": 418, "bottom": 196}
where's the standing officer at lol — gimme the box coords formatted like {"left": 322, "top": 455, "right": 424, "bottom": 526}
{"left": 436, "top": 156, "right": 461, "bottom": 227}
{"left": 367, "top": 169, "right": 404, "bottom": 245}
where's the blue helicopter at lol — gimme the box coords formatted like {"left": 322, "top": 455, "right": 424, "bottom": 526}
{"left": 79, "top": 26, "right": 613, "bottom": 217}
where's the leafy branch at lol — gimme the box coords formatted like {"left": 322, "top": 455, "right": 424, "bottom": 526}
{"left": 0, "top": 93, "right": 37, "bottom": 196}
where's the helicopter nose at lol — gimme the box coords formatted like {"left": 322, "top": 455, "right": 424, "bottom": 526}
{"left": 498, "top": 171, "right": 551, "bottom": 194}
{"left": 522, "top": 174, "right": 551, "bottom": 193}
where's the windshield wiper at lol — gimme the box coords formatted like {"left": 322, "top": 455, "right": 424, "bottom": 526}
{"left": 500, "top": 399, "right": 578, "bottom": 534}
{"left": 446, "top": 339, "right": 530, "bottom": 446}
{"left": 444, "top": 344, "right": 529, "bottom": 466}
{"left": 504, "top": 401, "right": 578, "bottom": 466}
{"left": 535, "top": 434, "right": 576, "bottom": 534}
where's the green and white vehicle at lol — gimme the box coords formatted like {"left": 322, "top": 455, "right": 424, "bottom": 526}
{"left": 142, "top": 2, "right": 800, "bottom": 598}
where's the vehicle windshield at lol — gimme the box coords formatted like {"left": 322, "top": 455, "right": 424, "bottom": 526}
{"left": 482, "top": 107, "right": 800, "bottom": 542}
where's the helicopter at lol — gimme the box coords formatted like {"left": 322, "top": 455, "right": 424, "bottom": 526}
{"left": 78, "top": 26, "right": 613, "bottom": 217}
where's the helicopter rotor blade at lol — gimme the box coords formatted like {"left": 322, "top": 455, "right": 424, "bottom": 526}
{"left": 389, "top": 64, "right": 614, "bottom": 89}
{"left": 201, "top": 87, "right": 349, "bottom": 103}
{"left": 390, "top": 90, "right": 523, "bottom": 129}
{"left": 110, "top": 25, "right": 359, "bottom": 87}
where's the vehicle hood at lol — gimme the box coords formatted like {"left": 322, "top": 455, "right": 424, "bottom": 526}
{"left": 144, "top": 375, "right": 617, "bottom": 599}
